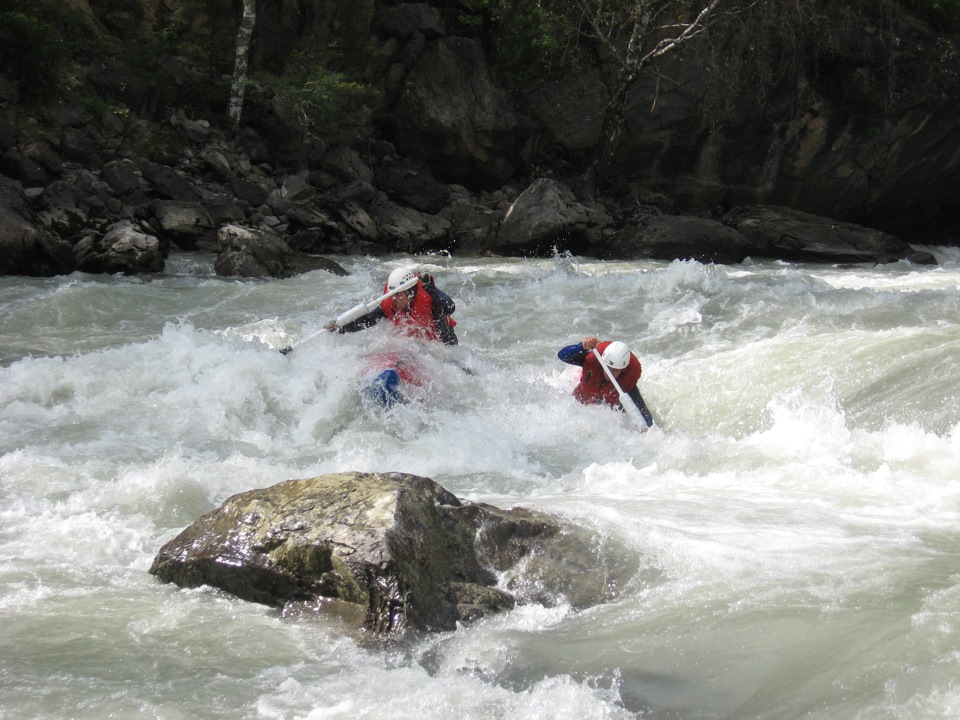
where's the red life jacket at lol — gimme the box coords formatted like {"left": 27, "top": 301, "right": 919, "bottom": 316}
{"left": 573, "top": 340, "right": 642, "bottom": 407}
{"left": 362, "top": 351, "right": 423, "bottom": 386}
{"left": 380, "top": 281, "right": 449, "bottom": 342}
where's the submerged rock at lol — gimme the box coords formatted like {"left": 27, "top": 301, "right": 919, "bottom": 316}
{"left": 150, "top": 471, "right": 636, "bottom": 634}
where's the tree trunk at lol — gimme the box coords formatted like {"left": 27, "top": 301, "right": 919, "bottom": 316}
{"left": 590, "top": 0, "right": 722, "bottom": 185}
{"left": 227, "top": 0, "right": 257, "bottom": 131}
{"left": 594, "top": 11, "right": 649, "bottom": 182}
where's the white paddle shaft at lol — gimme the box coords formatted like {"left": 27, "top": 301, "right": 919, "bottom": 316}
{"left": 591, "top": 347, "right": 647, "bottom": 430}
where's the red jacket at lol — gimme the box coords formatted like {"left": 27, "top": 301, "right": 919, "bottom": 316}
{"left": 574, "top": 340, "right": 643, "bottom": 407}
{"left": 380, "top": 282, "right": 450, "bottom": 343}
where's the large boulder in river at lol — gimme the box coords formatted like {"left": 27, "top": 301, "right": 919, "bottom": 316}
{"left": 149, "top": 472, "right": 636, "bottom": 634}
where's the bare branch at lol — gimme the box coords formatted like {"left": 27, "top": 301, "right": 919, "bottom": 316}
{"left": 586, "top": 0, "right": 728, "bottom": 183}
{"left": 641, "top": 0, "right": 722, "bottom": 64}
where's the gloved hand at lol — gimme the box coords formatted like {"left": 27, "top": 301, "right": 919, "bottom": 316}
{"left": 418, "top": 271, "right": 435, "bottom": 288}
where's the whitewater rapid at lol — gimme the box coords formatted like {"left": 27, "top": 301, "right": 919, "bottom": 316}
{"left": 2, "top": 249, "right": 959, "bottom": 719}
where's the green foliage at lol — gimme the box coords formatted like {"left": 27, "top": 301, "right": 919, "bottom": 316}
{"left": 0, "top": 0, "right": 101, "bottom": 99}
{"left": 455, "top": 0, "right": 588, "bottom": 83}
{"left": 166, "top": 0, "right": 236, "bottom": 78}
{"left": 257, "top": 51, "right": 376, "bottom": 145}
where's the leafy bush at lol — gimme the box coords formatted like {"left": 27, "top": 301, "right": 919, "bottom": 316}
{"left": 455, "top": 0, "right": 588, "bottom": 83}
{"left": 0, "top": 0, "right": 98, "bottom": 98}
{"left": 257, "top": 51, "right": 376, "bottom": 145}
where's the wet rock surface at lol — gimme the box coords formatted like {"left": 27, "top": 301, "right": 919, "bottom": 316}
{"left": 150, "top": 471, "right": 637, "bottom": 634}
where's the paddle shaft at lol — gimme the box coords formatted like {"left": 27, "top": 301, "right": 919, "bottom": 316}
{"left": 279, "top": 276, "right": 419, "bottom": 355}
{"left": 591, "top": 347, "right": 649, "bottom": 430}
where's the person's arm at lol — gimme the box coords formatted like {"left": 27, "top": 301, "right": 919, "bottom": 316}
{"left": 557, "top": 336, "right": 598, "bottom": 366}
{"left": 558, "top": 343, "right": 588, "bottom": 365}
{"left": 421, "top": 273, "right": 459, "bottom": 345}
{"left": 420, "top": 273, "right": 455, "bottom": 315}
{"left": 624, "top": 386, "right": 655, "bottom": 427}
{"left": 334, "top": 306, "right": 386, "bottom": 333}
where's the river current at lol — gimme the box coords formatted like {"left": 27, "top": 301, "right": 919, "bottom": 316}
{"left": 2, "top": 249, "right": 959, "bottom": 719}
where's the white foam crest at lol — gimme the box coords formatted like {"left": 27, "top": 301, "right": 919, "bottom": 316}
{"left": 913, "top": 244, "right": 960, "bottom": 265}
{"left": 256, "top": 667, "right": 633, "bottom": 720}
{"left": 742, "top": 386, "right": 851, "bottom": 463}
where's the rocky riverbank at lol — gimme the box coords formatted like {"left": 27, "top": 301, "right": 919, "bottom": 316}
{"left": 2, "top": 2, "right": 954, "bottom": 278}
{"left": 0, "top": 104, "right": 935, "bottom": 278}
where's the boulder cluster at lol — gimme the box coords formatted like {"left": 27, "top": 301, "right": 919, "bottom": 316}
{"left": 0, "top": 102, "right": 933, "bottom": 279}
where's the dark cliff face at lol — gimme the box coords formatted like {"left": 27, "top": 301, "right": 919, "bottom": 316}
{"left": 521, "top": 14, "right": 960, "bottom": 244}
{"left": 2, "top": 0, "right": 958, "bottom": 245}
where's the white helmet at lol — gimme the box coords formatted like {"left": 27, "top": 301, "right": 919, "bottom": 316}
{"left": 387, "top": 266, "right": 417, "bottom": 291}
{"left": 601, "top": 341, "right": 631, "bottom": 370}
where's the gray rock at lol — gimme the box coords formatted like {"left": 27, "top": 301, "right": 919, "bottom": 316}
{"left": 328, "top": 200, "right": 380, "bottom": 243}
{"left": 0, "top": 176, "right": 76, "bottom": 276}
{"left": 602, "top": 214, "right": 753, "bottom": 264}
{"left": 201, "top": 147, "right": 236, "bottom": 183}
{"left": 172, "top": 114, "right": 213, "bottom": 145}
{"left": 0, "top": 149, "right": 47, "bottom": 188}
{"left": 722, "top": 205, "right": 934, "bottom": 264}
{"left": 439, "top": 197, "right": 498, "bottom": 256}
{"left": 0, "top": 77, "right": 19, "bottom": 107}
{"left": 138, "top": 160, "right": 201, "bottom": 202}
{"left": 149, "top": 200, "right": 215, "bottom": 247}
{"left": 29, "top": 145, "right": 64, "bottom": 178}
{"left": 323, "top": 146, "right": 374, "bottom": 185}
{"left": 278, "top": 172, "right": 316, "bottom": 205}
{"left": 230, "top": 176, "right": 270, "bottom": 207}
{"left": 58, "top": 126, "right": 94, "bottom": 163}
{"left": 201, "top": 193, "right": 248, "bottom": 225}
{"left": 366, "top": 195, "right": 451, "bottom": 252}
{"left": 149, "top": 472, "right": 637, "bottom": 634}
{"left": 75, "top": 220, "right": 165, "bottom": 274}
{"left": 393, "top": 38, "right": 533, "bottom": 189}
{"left": 0, "top": 118, "right": 18, "bottom": 151}
{"left": 100, "top": 110, "right": 125, "bottom": 137}
{"left": 100, "top": 159, "right": 142, "bottom": 196}
{"left": 374, "top": 157, "right": 450, "bottom": 213}
{"left": 491, "top": 178, "right": 613, "bottom": 256}
{"left": 524, "top": 70, "right": 607, "bottom": 152}
{"left": 214, "top": 223, "right": 348, "bottom": 278}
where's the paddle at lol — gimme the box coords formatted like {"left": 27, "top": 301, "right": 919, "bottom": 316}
{"left": 591, "top": 347, "right": 654, "bottom": 431}
{"left": 279, "top": 275, "right": 419, "bottom": 355}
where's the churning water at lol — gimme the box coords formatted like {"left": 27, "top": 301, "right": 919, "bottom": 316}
{"left": 2, "top": 249, "right": 960, "bottom": 719}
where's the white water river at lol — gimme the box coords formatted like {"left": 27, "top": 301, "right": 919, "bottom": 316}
{"left": 2, "top": 249, "right": 959, "bottom": 719}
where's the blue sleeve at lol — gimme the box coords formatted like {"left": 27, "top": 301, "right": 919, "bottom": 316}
{"left": 424, "top": 284, "right": 456, "bottom": 315}
{"left": 626, "top": 386, "right": 655, "bottom": 427}
{"left": 558, "top": 343, "right": 588, "bottom": 366}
